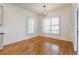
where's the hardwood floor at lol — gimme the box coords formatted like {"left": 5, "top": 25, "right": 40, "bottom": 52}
{"left": 0, "top": 36, "right": 75, "bottom": 55}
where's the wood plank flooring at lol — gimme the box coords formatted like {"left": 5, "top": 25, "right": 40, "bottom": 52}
{"left": 0, "top": 36, "right": 75, "bottom": 55}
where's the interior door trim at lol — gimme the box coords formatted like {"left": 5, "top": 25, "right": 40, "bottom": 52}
{"left": 77, "top": 8, "right": 79, "bottom": 54}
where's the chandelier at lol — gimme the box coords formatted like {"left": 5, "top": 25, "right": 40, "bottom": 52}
{"left": 41, "top": 5, "right": 48, "bottom": 17}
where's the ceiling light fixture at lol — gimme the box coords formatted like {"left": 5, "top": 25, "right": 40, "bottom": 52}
{"left": 41, "top": 5, "right": 48, "bottom": 17}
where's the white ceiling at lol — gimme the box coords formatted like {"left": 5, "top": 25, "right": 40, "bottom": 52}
{"left": 15, "top": 3, "right": 72, "bottom": 14}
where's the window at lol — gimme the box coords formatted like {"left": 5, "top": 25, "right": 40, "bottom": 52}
{"left": 43, "top": 16, "right": 59, "bottom": 34}
{"left": 27, "top": 18, "right": 34, "bottom": 34}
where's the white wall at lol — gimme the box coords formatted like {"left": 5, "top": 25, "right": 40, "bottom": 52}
{"left": 72, "top": 4, "right": 77, "bottom": 52}
{"left": 0, "top": 4, "right": 38, "bottom": 46}
{"left": 39, "top": 5, "right": 74, "bottom": 42}
{"left": 0, "top": 4, "right": 75, "bottom": 51}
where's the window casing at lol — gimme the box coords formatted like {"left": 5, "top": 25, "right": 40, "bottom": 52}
{"left": 43, "top": 16, "right": 60, "bottom": 34}
{"left": 27, "top": 18, "right": 34, "bottom": 34}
